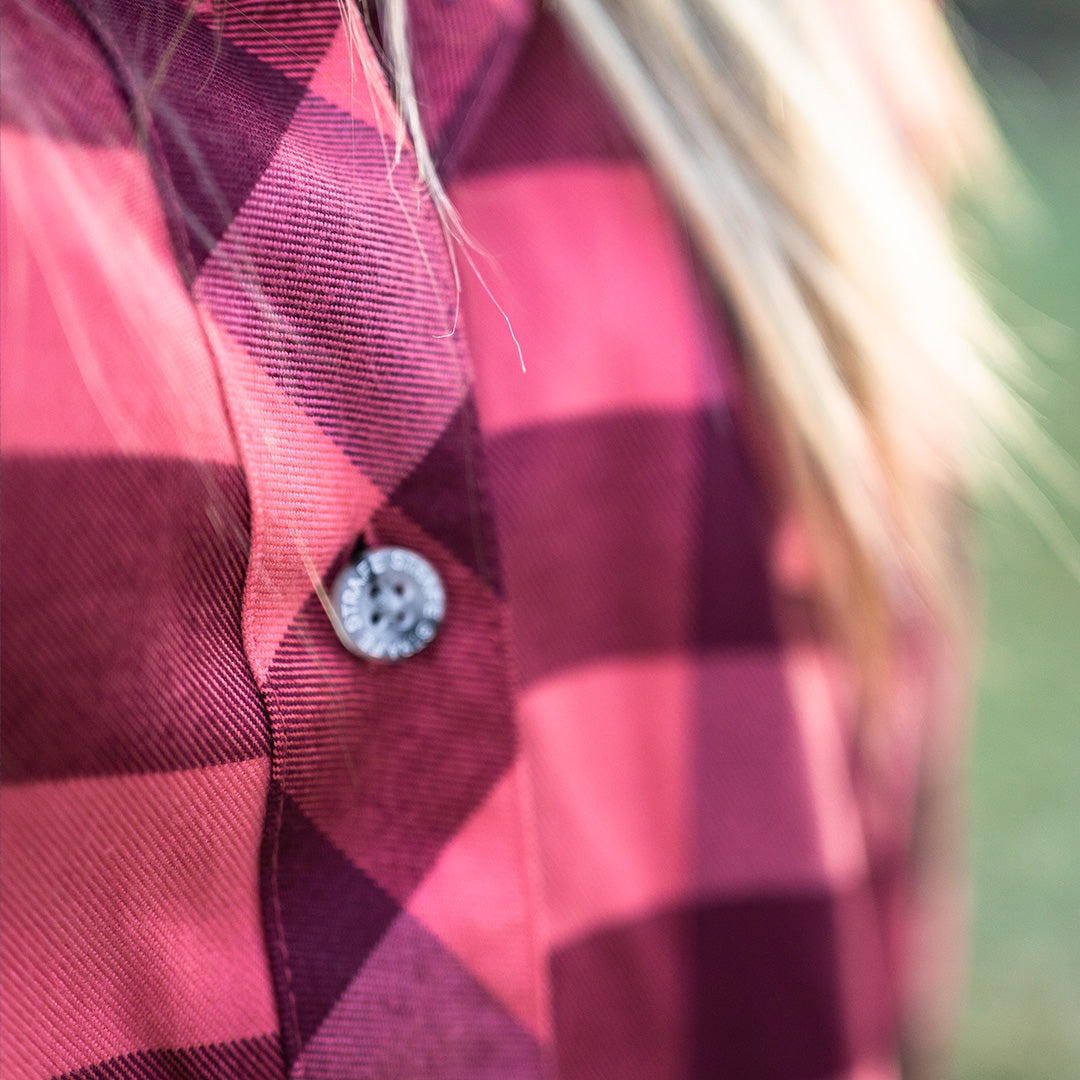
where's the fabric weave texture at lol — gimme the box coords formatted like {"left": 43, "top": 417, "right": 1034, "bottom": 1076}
{"left": 1, "top": 1, "right": 937, "bottom": 1077}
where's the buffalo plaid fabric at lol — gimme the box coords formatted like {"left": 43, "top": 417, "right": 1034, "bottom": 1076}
{"left": 1, "top": 1, "right": 942, "bottom": 1077}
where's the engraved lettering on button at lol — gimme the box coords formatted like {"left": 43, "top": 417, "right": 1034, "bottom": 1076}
{"left": 331, "top": 545, "right": 446, "bottom": 661}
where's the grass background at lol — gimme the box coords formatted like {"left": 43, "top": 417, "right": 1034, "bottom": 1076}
{"left": 951, "top": 7, "right": 1080, "bottom": 1078}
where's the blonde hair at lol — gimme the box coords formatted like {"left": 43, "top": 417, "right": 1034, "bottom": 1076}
{"left": 355, "top": 0, "right": 1066, "bottom": 693}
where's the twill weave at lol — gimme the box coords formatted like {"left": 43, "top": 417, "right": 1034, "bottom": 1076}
{"left": 1, "top": 2, "right": 940, "bottom": 1077}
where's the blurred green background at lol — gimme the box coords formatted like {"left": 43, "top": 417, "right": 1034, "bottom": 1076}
{"left": 952, "top": 4, "right": 1080, "bottom": 1078}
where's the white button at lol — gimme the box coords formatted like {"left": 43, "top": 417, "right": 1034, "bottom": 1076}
{"left": 331, "top": 546, "right": 446, "bottom": 661}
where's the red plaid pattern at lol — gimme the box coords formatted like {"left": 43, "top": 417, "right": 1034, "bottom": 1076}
{"left": 2, "top": 2, "right": 939, "bottom": 1077}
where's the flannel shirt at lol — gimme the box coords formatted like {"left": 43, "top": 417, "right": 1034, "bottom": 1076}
{"left": 1, "top": 1, "right": 942, "bottom": 1077}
